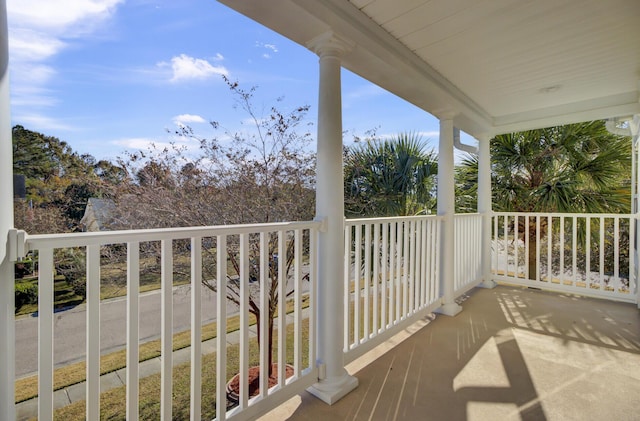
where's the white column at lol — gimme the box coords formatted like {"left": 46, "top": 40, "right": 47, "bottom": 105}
{"left": 307, "top": 32, "right": 358, "bottom": 405}
{"left": 630, "top": 115, "right": 640, "bottom": 308}
{"left": 477, "top": 134, "right": 496, "bottom": 289}
{"left": 436, "top": 118, "right": 462, "bottom": 316}
{"left": 0, "top": 0, "right": 15, "bottom": 418}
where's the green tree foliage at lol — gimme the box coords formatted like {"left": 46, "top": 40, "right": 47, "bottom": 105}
{"left": 12, "top": 125, "right": 124, "bottom": 233}
{"left": 456, "top": 120, "right": 631, "bottom": 279}
{"left": 12, "top": 126, "right": 128, "bottom": 312}
{"left": 344, "top": 132, "right": 438, "bottom": 217}
{"left": 456, "top": 121, "right": 631, "bottom": 214}
{"left": 454, "top": 154, "right": 479, "bottom": 214}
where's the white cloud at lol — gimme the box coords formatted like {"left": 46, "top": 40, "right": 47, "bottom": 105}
{"left": 241, "top": 117, "right": 268, "bottom": 126}
{"left": 213, "top": 53, "right": 224, "bottom": 61}
{"left": 13, "top": 63, "right": 56, "bottom": 85}
{"left": 7, "top": 0, "right": 123, "bottom": 35}
{"left": 173, "top": 114, "right": 206, "bottom": 126}
{"left": 346, "top": 84, "right": 386, "bottom": 101}
{"left": 9, "top": 28, "right": 66, "bottom": 62}
{"left": 417, "top": 130, "right": 440, "bottom": 139}
{"left": 112, "top": 137, "right": 202, "bottom": 157}
{"left": 13, "top": 113, "right": 75, "bottom": 131}
{"left": 256, "top": 42, "right": 278, "bottom": 59}
{"left": 10, "top": 93, "right": 58, "bottom": 107}
{"left": 162, "top": 54, "right": 228, "bottom": 82}
{"left": 112, "top": 137, "right": 171, "bottom": 151}
{"left": 7, "top": 0, "right": 125, "bottom": 121}
{"left": 357, "top": 131, "right": 440, "bottom": 146}
{"left": 10, "top": 61, "right": 58, "bottom": 109}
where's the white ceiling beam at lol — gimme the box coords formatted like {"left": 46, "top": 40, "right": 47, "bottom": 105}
{"left": 493, "top": 92, "right": 640, "bottom": 134}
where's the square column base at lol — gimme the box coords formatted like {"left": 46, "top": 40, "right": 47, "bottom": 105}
{"left": 436, "top": 302, "right": 462, "bottom": 317}
{"left": 307, "top": 374, "right": 358, "bottom": 405}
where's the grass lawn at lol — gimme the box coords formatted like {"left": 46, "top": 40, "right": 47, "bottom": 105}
{"left": 15, "top": 248, "right": 243, "bottom": 317}
{"left": 40, "top": 319, "right": 310, "bottom": 420}
{"left": 14, "top": 275, "right": 192, "bottom": 317}
{"left": 15, "top": 276, "right": 82, "bottom": 316}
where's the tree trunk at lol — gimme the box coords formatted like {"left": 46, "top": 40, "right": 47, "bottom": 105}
{"left": 253, "top": 310, "right": 275, "bottom": 377}
{"left": 528, "top": 230, "right": 538, "bottom": 281}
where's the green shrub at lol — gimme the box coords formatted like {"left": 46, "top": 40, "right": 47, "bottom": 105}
{"left": 14, "top": 259, "right": 34, "bottom": 279}
{"left": 15, "top": 282, "right": 38, "bottom": 312}
{"left": 55, "top": 247, "right": 87, "bottom": 299}
{"left": 67, "top": 277, "right": 87, "bottom": 299}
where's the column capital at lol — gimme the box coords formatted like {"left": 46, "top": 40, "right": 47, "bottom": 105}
{"left": 631, "top": 114, "right": 640, "bottom": 137}
{"left": 308, "top": 31, "right": 354, "bottom": 58}
{"left": 438, "top": 110, "right": 459, "bottom": 122}
{"left": 439, "top": 117, "right": 455, "bottom": 133}
{"left": 475, "top": 132, "right": 494, "bottom": 142}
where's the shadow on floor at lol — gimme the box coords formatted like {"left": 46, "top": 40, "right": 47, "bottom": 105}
{"left": 268, "top": 286, "right": 640, "bottom": 421}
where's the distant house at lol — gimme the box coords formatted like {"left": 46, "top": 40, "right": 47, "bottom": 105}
{"left": 80, "top": 198, "right": 115, "bottom": 232}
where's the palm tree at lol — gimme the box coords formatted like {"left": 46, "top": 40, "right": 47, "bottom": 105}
{"left": 456, "top": 120, "right": 631, "bottom": 280}
{"left": 344, "top": 132, "right": 438, "bottom": 217}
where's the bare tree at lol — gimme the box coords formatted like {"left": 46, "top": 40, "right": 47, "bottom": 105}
{"left": 110, "top": 78, "right": 316, "bottom": 378}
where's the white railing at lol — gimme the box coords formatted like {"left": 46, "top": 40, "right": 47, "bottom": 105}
{"left": 492, "top": 212, "right": 638, "bottom": 303}
{"left": 454, "top": 213, "right": 483, "bottom": 295}
{"left": 14, "top": 210, "right": 640, "bottom": 419}
{"left": 17, "top": 220, "right": 320, "bottom": 420}
{"left": 343, "top": 216, "right": 441, "bottom": 362}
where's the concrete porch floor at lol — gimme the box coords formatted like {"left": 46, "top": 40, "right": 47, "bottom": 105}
{"left": 260, "top": 285, "right": 640, "bottom": 421}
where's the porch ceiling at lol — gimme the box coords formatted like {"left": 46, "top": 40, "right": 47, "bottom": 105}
{"left": 218, "top": 0, "right": 640, "bottom": 138}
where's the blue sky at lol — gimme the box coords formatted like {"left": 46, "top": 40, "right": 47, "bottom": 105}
{"left": 7, "top": 0, "right": 457, "bottom": 162}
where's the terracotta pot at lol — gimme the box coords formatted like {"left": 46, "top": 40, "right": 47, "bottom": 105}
{"left": 226, "top": 363, "right": 294, "bottom": 406}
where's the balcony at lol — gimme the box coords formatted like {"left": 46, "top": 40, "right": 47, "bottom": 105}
{"left": 261, "top": 284, "right": 640, "bottom": 420}
{"left": 1, "top": 1, "right": 639, "bottom": 419}
{"left": 1, "top": 0, "right": 639, "bottom": 419}
{"left": 6, "top": 212, "right": 639, "bottom": 420}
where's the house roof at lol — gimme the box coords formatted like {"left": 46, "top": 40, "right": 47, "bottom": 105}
{"left": 218, "top": 0, "right": 640, "bottom": 138}
{"left": 80, "top": 198, "right": 115, "bottom": 231}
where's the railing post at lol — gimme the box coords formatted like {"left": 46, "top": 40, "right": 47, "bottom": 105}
{"left": 0, "top": 0, "right": 15, "bottom": 417}
{"left": 307, "top": 31, "right": 358, "bottom": 404}
{"left": 436, "top": 118, "right": 462, "bottom": 316}
{"left": 477, "top": 133, "right": 496, "bottom": 289}
{"left": 636, "top": 214, "right": 640, "bottom": 308}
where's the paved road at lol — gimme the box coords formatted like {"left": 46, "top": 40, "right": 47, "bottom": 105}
{"left": 15, "top": 270, "right": 311, "bottom": 378}
{"left": 15, "top": 284, "right": 237, "bottom": 378}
